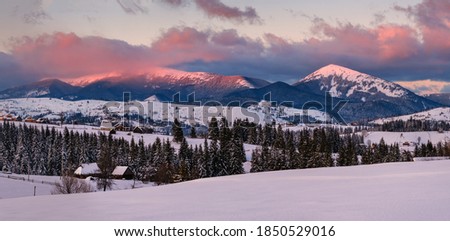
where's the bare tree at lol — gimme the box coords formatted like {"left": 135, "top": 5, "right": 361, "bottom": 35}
{"left": 51, "top": 176, "right": 93, "bottom": 195}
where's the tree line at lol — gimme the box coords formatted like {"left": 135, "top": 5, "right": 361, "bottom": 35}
{"left": 249, "top": 127, "right": 413, "bottom": 173}
{"left": 413, "top": 141, "right": 450, "bottom": 158}
{"left": 0, "top": 120, "right": 245, "bottom": 186}
{"left": 376, "top": 118, "right": 450, "bottom": 132}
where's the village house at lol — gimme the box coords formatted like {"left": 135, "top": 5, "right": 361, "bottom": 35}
{"left": 112, "top": 166, "right": 134, "bottom": 180}
{"left": 74, "top": 163, "right": 101, "bottom": 178}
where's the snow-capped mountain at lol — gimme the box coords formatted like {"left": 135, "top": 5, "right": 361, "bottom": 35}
{"left": 64, "top": 67, "right": 268, "bottom": 89}
{"left": 296, "top": 64, "right": 408, "bottom": 99}
{"left": 294, "top": 64, "right": 442, "bottom": 121}
{"left": 0, "top": 68, "right": 270, "bottom": 101}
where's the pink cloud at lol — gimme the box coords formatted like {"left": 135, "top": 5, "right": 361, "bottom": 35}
{"left": 306, "top": 20, "right": 421, "bottom": 67}
{"left": 10, "top": 32, "right": 155, "bottom": 78}
{"left": 395, "top": 0, "right": 450, "bottom": 55}
{"left": 375, "top": 25, "right": 420, "bottom": 61}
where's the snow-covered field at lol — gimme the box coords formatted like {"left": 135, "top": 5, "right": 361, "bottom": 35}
{"left": 0, "top": 175, "right": 55, "bottom": 199}
{"left": 0, "top": 173, "right": 155, "bottom": 199}
{"left": 1, "top": 160, "right": 450, "bottom": 221}
{"left": 373, "top": 107, "right": 450, "bottom": 124}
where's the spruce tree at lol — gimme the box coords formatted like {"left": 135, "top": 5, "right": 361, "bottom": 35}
{"left": 172, "top": 118, "right": 184, "bottom": 143}
{"left": 210, "top": 138, "right": 221, "bottom": 176}
{"left": 97, "top": 134, "right": 115, "bottom": 191}
{"left": 199, "top": 138, "right": 212, "bottom": 178}
{"left": 178, "top": 137, "right": 191, "bottom": 181}
{"left": 228, "top": 128, "right": 245, "bottom": 175}
{"left": 208, "top": 117, "right": 219, "bottom": 141}
{"left": 250, "top": 149, "right": 263, "bottom": 173}
{"left": 190, "top": 125, "right": 197, "bottom": 138}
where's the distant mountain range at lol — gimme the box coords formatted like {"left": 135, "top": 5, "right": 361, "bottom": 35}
{"left": 424, "top": 93, "right": 450, "bottom": 106}
{"left": 0, "top": 65, "right": 445, "bottom": 122}
{"left": 0, "top": 68, "right": 270, "bottom": 102}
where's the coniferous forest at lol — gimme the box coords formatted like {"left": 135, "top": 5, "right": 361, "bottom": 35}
{"left": 4, "top": 117, "right": 449, "bottom": 185}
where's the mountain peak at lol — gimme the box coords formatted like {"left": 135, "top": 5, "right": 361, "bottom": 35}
{"left": 297, "top": 64, "right": 409, "bottom": 98}
{"left": 302, "top": 64, "right": 369, "bottom": 83}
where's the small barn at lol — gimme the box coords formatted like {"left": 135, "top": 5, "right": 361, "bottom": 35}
{"left": 100, "top": 120, "right": 113, "bottom": 131}
{"left": 24, "top": 116, "right": 36, "bottom": 123}
{"left": 112, "top": 166, "right": 134, "bottom": 180}
{"left": 74, "top": 163, "right": 101, "bottom": 178}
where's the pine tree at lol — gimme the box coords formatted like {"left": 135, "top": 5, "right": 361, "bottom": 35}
{"left": 172, "top": 118, "right": 184, "bottom": 143}
{"left": 136, "top": 138, "right": 148, "bottom": 180}
{"left": 198, "top": 138, "right": 212, "bottom": 178}
{"left": 97, "top": 134, "right": 115, "bottom": 191}
{"left": 190, "top": 145, "right": 200, "bottom": 180}
{"left": 273, "top": 124, "right": 285, "bottom": 149}
{"left": 210, "top": 138, "right": 221, "bottom": 176}
{"left": 190, "top": 125, "right": 197, "bottom": 138}
{"left": 219, "top": 117, "right": 232, "bottom": 176}
{"left": 208, "top": 117, "right": 219, "bottom": 141}
{"left": 250, "top": 149, "right": 263, "bottom": 173}
{"left": 178, "top": 137, "right": 192, "bottom": 181}
{"left": 128, "top": 137, "right": 139, "bottom": 180}
{"left": 228, "top": 128, "right": 245, "bottom": 175}
{"left": 154, "top": 139, "right": 176, "bottom": 184}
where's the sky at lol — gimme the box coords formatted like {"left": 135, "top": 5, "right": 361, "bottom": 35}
{"left": 0, "top": 0, "right": 449, "bottom": 94}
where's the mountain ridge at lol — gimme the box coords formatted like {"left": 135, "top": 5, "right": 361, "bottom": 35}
{"left": 0, "top": 64, "right": 444, "bottom": 122}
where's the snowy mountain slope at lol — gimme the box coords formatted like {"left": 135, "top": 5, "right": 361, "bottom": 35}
{"left": 224, "top": 81, "right": 326, "bottom": 110}
{"left": 294, "top": 64, "right": 442, "bottom": 121}
{"left": 297, "top": 64, "right": 408, "bottom": 98}
{"left": 372, "top": 107, "right": 450, "bottom": 124}
{"left": 425, "top": 93, "right": 450, "bottom": 106}
{"left": 1, "top": 160, "right": 450, "bottom": 220}
{"left": 64, "top": 68, "right": 268, "bottom": 89}
{"left": 0, "top": 79, "right": 81, "bottom": 99}
{"left": 0, "top": 68, "right": 271, "bottom": 101}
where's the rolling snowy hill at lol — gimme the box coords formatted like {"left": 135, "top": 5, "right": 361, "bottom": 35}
{"left": 0, "top": 98, "right": 329, "bottom": 125}
{"left": 1, "top": 160, "right": 450, "bottom": 220}
{"left": 372, "top": 107, "right": 450, "bottom": 124}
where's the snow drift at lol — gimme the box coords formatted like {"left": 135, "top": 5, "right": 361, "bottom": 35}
{"left": 0, "top": 160, "right": 450, "bottom": 221}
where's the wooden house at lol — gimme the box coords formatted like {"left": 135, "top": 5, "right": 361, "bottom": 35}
{"left": 112, "top": 166, "right": 134, "bottom": 180}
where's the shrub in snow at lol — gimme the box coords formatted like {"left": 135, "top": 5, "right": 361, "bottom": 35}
{"left": 51, "top": 176, "right": 93, "bottom": 194}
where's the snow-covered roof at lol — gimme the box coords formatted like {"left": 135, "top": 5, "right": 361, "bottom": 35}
{"left": 100, "top": 120, "right": 113, "bottom": 128}
{"left": 74, "top": 163, "right": 100, "bottom": 175}
{"left": 112, "top": 166, "right": 130, "bottom": 176}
